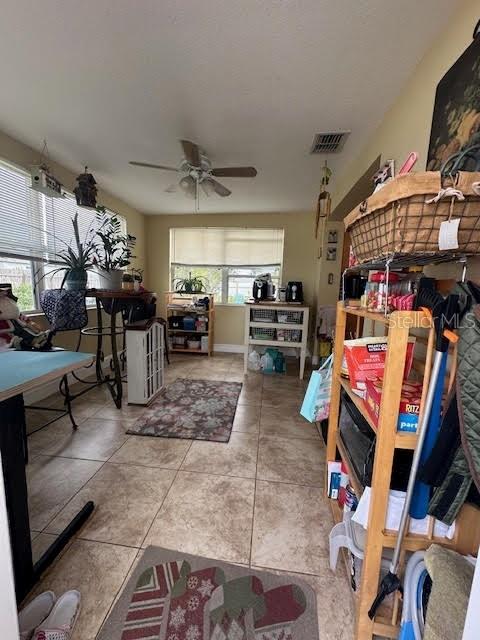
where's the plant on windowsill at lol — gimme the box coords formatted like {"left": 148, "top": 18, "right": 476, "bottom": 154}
{"left": 36, "top": 212, "right": 96, "bottom": 291}
{"left": 94, "top": 206, "right": 136, "bottom": 290}
{"left": 173, "top": 272, "right": 206, "bottom": 294}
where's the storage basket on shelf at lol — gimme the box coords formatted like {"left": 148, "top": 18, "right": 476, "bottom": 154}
{"left": 277, "top": 328, "right": 301, "bottom": 342}
{"left": 344, "top": 171, "right": 480, "bottom": 263}
{"left": 251, "top": 327, "right": 276, "bottom": 340}
{"left": 251, "top": 308, "right": 276, "bottom": 323}
{"left": 277, "top": 310, "right": 303, "bottom": 324}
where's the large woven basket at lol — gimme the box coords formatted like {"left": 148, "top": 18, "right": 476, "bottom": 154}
{"left": 344, "top": 171, "right": 480, "bottom": 263}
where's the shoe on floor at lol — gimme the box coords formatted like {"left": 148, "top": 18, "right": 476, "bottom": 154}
{"left": 32, "top": 590, "right": 81, "bottom": 640}
{"left": 18, "top": 591, "right": 56, "bottom": 640}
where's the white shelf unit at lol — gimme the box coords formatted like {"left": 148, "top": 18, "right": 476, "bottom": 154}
{"left": 243, "top": 302, "right": 310, "bottom": 379}
{"left": 125, "top": 318, "right": 165, "bottom": 405}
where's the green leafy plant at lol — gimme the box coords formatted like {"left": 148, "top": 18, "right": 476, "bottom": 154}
{"left": 94, "top": 206, "right": 136, "bottom": 271}
{"left": 36, "top": 212, "right": 97, "bottom": 287}
{"left": 173, "top": 271, "right": 206, "bottom": 294}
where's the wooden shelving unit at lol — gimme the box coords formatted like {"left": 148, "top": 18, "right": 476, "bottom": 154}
{"left": 165, "top": 292, "right": 214, "bottom": 356}
{"left": 326, "top": 302, "right": 480, "bottom": 640}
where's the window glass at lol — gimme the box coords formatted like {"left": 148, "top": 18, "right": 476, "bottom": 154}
{"left": 0, "top": 257, "right": 35, "bottom": 311}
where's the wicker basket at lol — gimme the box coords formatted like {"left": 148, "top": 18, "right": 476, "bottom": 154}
{"left": 344, "top": 172, "right": 480, "bottom": 263}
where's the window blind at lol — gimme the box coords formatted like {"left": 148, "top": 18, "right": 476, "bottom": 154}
{"left": 170, "top": 228, "right": 284, "bottom": 267}
{"left": 0, "top": 159, "right": 125, "bottom": 262}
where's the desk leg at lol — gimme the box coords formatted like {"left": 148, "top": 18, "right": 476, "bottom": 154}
{"left": 0, "top": 394, "right": 94, "bottom": 603}
{"left": 0, "top": 395, "right": 33, "bottom": 602}
{"left": 95, "top": 298, "right": 104, "bottom": 381}
{"left": 109, "top": 300, "right": 123, "bottom": 409}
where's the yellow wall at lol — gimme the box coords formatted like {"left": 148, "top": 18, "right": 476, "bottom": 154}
{"left": 332, "top": 0, "right": 480, "bottom": 282}
{"left": 333, "top": 0, "right": 478, "bottom": 209}
{"left": 146, "top": 211, "right": 324, "bottom": 346}
{"left": 0, "top": 129, "right": 146, "bottom": 353}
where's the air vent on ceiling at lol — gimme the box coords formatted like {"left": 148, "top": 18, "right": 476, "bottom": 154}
{"left": 310, "top": 131, "right": 350, "bottom": 154}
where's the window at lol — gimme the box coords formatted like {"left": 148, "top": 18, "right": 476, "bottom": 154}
{"left": 0, "top": 158, "right": 125, "bottom": 311}
{"left": 170, "top": 228, "right": 284, "bottom": 304}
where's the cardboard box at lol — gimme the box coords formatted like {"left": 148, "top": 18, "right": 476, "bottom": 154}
{"left": 365, "top": 376, "right": 422, "bottom": 432}
{"left": 342, "top": 336, "right": 416, "bottom": 397}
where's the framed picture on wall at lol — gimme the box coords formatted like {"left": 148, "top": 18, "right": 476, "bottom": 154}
{"left": 427, "top": 28, "right": 480, "bottom": 170}
{"left": 326, "top": 247, "right": 337, "bottom": 261}
{"left": 327, "top": 230, "right": 338, "bottom": 244}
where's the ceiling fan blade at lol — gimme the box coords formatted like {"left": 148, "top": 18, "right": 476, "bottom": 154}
{"left": 210, "top": 179, "right": 232, "bottom": 197}
{"left": 211, "top": 166, "right": 257, "bottom": 178}
{"left": 180, "top": 140, "right": 201, "bottom": 167}
{"left": 129, "top": 161, "right": 178, "bottom": 172}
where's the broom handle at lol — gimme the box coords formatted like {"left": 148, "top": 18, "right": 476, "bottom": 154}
{"left": 390, "top": 349, "right": 444, "bottom": 572}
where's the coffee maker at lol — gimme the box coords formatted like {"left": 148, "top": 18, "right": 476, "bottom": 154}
{"left": 252, "top": 273, "right": 275, "bottom": 301}
{"left": 286, "top": 281, "right": 303, "bottom": 303}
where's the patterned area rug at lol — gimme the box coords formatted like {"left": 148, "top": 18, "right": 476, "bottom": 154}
{"left": 127, "top": 379, "right": 242, "bottom": 442}
{"left": 98, "top": 546, "right": 319, "bottom": 640}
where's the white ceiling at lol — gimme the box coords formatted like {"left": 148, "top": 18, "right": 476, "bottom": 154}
{"left": 0, "top": 1, "right": 454, "bottom": 215}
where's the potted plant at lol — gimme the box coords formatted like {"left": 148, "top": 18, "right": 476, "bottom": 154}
{"left": 94, "top": 207, "right": 136, "bottom": 290}
{"left": 174, "top": 272, "right": 206, "bottom": 294}
{"left": 37, "top": 212, "right": 96, "bottom": 290}
{"left": 122, "top": 272, "right": 135, "bottom": 291}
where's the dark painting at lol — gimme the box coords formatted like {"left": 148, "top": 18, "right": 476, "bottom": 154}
{"left": 427, "top": 32, "right": 480, "bottom": 170}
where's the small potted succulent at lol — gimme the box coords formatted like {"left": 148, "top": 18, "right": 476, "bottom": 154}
{"left": 94, "top": 206, "right": 136, "bottom": 290}
{"left": 174, "top": 272, "right": 205, "bottom": 294}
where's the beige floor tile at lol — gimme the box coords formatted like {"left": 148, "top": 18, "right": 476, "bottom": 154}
{"left": 27, "top": 456, "right": 103, "bottom": 531}
{"left": 251, "top": 562, "right": 355, "bottom": 640}
{"left": 261, "top": 387, "right": 304, "bottom": 409}
{"left": 92, "top": 403, "right": 147, "bottom": 422}
{"left": 238, "top": 387, "right": 262, "bottom": 406}
{"left": 262, "top": 375, "right": 307, "bottom": 390}
{"left": 144, "top": 471, "right": 255, "bottom": 564}
{"left": 251, "top": 480, "right": 332, "bottom": 575}
{"left": 28, "top": 539, "right": 137, "bottom": 640}
{"left": 46, "top": 463, "right": 175, "bottom": 546}
{"left": 257, "top": 435, "right": 325, "bottom": 486}
{"left": 32, "top": 532, "right": 58, "bottom": 563}
{"left": 181, "top": 432, "right": 258, "bottom": 478}
{"left": 232, "top": 404, "right": 261, "bottom": 433}
{"left": 109, "top": 435, "right": 191, "bottom": 469}
{"left": 260, "top": 406, "right": 320, "bottom": 440}
{"left": 38, "top": 418, "right": 130, "bottom": 461}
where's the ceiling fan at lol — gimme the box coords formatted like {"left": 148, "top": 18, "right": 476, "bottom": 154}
{"left": 129, "top": 140, "right": 257, "bottom": 207}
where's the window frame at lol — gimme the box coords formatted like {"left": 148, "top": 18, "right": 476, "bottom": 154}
{"left": 170, "top": 262, "right": 282, "bottom": 305}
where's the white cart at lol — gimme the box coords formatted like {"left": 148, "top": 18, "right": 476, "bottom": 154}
{"left": 126, "top": 318, "right": 165, "bottom": 405}
{"left": 244, "top": 302, "right": 310, "bottom": 379}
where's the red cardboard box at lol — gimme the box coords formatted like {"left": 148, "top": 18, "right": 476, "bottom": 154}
{"left": 342, "top": 336, "right": 416, "bottom": 397}
{"left": 365, "top": 376, "right": 422, "bottom": 432}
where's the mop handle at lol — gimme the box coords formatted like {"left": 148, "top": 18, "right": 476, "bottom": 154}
{"left": 390, "top": 350, "right": 444, "bottom": 572}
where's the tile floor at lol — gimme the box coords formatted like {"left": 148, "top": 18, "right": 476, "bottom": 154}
{"left": 25, "top": 353, "right": 355, "bottom": 640}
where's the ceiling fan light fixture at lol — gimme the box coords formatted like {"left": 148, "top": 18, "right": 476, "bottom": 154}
{"left": 201, "top": 179, "right": 215, "bottom": 196}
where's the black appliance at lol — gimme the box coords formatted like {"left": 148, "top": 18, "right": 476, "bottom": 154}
{"left": 286, "top": 281, "right": 303, "bottom": 303}
{"left": 253, "top": 278, "right": 268, "bottom": 301}
{"left": 339, "top": 390, "right": 413, "bottom": 491}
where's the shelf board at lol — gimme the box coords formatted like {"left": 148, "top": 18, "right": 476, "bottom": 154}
{"left": 170, "top": 348, "right": 209, "bottom": 354}
{"left": 248, "top": 339, "right": 302, "bottom": 348}
{"left": 336, "top": 434, "right": 365, "bottom": 497}
{"left": 345, "top": 251, "right": 469, "bottom": 273}
{"left": 342, "top": 304, "right": 432, "bottom": 329}
{"left": 167, "top": 329, "right": 208, "bottom": 334}
{"left": 250, "top": 322, "right": 303, "bottom": 330}
{"left": 339, "top": 377, "right": 418, "bottom": 451}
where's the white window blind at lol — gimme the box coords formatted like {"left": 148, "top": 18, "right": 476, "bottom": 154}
{"left": 170, "top": 228, "right": 284, "bottom": 267}
{"left": 0, "top": 159, "right": 125, "bottom": 262}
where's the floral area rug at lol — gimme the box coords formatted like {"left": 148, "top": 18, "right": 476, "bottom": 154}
{"left": 127, "top": 379, "right": 242, "bottom": 442}
{"left": 97, "top": 546, "right": 319, "bottom": 640}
